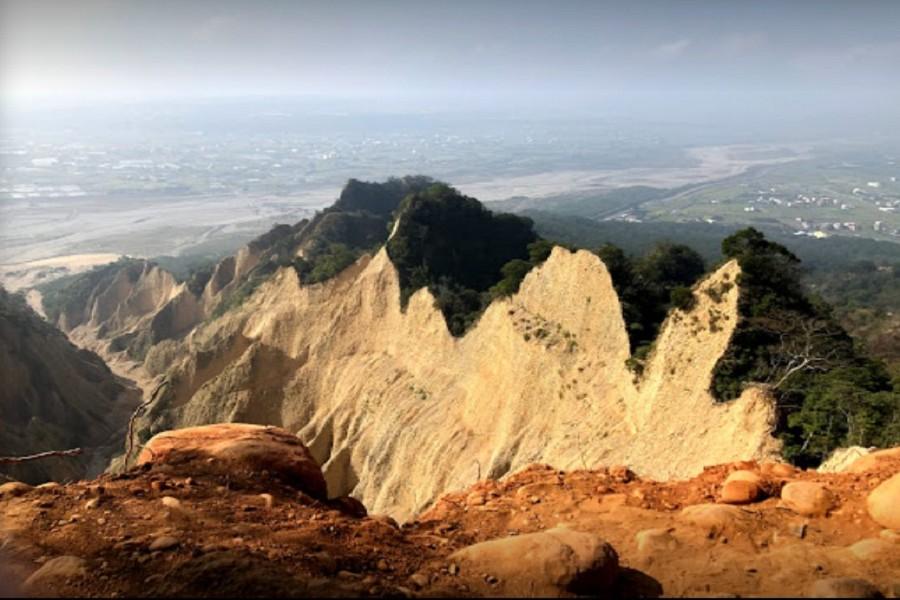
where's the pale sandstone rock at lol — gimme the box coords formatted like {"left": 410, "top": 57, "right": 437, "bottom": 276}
{"left": 725, "top": 470, "right": 762, "bottom": 485}
{"left": 720, "top": 480, "right": 762, "bottom": 504}
{"left": 781, "top": 482, "right": 834, "bottom": 517}
{"left": 867, "top": 473, "right": 900, "bottom": 530}
{"left": 450, "top": 526, "right": 618, "bottom": 597}
{"left": 161, "top": 496, "right": 182, "bottom": 510}
{"left": 819, "top": 446, "right": 874, "bottom": 473}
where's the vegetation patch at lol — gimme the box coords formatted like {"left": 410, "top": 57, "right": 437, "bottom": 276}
{"left": 387, "top": 183, "right": 546, "bottom": 336}
{"left": 38, "top": 257, "right": 146, "bottom": 325}
{"left": 593, "top": 242, "right": 706, "bottom": 373}
{"left": 710, "top": 228, "right": 899, "bottom": 466}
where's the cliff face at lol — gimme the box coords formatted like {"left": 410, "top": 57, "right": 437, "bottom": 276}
{"left": 0, "top": 289, "right": 140, "bottom": 484}
{"left": 132, "top": 246, "right": 779, "bottom": 520}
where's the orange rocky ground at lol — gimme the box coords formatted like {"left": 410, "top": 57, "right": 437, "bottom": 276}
{"left": 1, "top": 424, "right": 898, "bottom": 598}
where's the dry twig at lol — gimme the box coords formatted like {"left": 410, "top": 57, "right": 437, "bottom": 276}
{"left": 0, "top": 447, "right": 82, "bottom": 464}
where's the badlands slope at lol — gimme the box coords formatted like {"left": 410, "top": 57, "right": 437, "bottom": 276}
{"left": 124, "top": 244, "right": 780, "bottom": 520}
{"left": 0, "top": 288, "right": 140, "bottom": 484}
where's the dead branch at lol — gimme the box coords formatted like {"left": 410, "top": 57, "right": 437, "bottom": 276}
{"left": 125, "top": 378, "right": 169, "bottom": 464}
{"left": 760, "top": 314, "right": 844, "bottom": 390}
{"left": 0, "top": 447, "right": 82, "bottom": 464}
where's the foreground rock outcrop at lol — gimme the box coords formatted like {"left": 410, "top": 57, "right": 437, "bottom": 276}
{"left": 1, "top": 425, "right": 898, "bottom": 598}
{"left": 136, "top": 423, "right": 328, "bottom": 500}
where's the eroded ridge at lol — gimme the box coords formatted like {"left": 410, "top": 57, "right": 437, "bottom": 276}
{"left": 132, "top": 247, "right": 779, "bottom": 519}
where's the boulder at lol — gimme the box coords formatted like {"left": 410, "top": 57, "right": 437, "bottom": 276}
{"left": 720, "top": 480, "right": 761, "bottom": 504}
{"left": 23, "top": 556, "right": 87, "bottom": 591}
{"left": 867, "top": 473, "right": 900, "bottom": 530}
{"left": 0, "top": 481, "right": 33, "bottom": 498}
{"left": 137, "top": 424, "right": 327, "bottom": 500}
{"left": 848, "top": 447, "right": 900, "bottom": 474}
{"left": 761, "top": 462, "right": 797, "bottom": 478}
{"left": 449, "top": 526, "right": 618, "bottom": 596}
{"left": 808, "top": 577, "right": 884, "bottom": 598}
{"left": 780, "top": 482, "right": 834, "bottom": 517}
{"left": 725, "top": 470, "right": 763, "bottom": 485}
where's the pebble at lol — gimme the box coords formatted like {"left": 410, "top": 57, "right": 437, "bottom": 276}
{"left": 259, "top": 493, "right": 274, "bottom": 509}
{"left": 337, "top": 570, "right": 362, "bottom": 580}
{"left": 160, "top": 496, "right": 182, "bottom": 510}
{"left": 408, "top": 573, "right": 429, "bottom": 589}
{"left": 467, "top": 492, "right": 486, "bottom": 506}
{"left": 148, "top": 536, "right": 179, "bottom": 551}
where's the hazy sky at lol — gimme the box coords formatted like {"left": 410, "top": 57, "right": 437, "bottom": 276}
{"left": 3, "top": 0, "right": 900, "bottom": 106}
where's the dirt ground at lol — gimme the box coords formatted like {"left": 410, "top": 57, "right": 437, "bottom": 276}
{"left": 1, "top": 447, "right": 898, "bottom": 598}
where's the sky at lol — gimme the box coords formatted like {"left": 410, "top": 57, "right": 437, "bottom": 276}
{"left": 2, "top": 0, "right": 900, "bottom": 111}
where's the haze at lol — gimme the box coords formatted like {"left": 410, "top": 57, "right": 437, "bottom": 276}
{"left": 3, "top": 0, "right": 900, "bottom": 118}
{"left": 2, "top": 0, "right": 900, "bottom": 275}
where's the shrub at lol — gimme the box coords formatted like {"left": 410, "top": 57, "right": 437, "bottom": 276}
{"left": 670, "top": 286, "right": 696, "bottom": 311}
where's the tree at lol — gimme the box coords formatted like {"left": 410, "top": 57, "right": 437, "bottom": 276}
{"left": 713, "top": 227, "right": 899, "bottom": 466}
{"left": 386, "top": 183, "right": 539, "bottom": 335}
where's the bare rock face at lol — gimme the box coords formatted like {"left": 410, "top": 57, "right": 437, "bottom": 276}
{"left": 780, "top": 482, "right": 835, "bottom": 517}
{"left": 137, "top": 424, "right": 328, "bottom": 500}
{"left": 132, "top": 248, "right": 781, "bottom": 519}
{"left": 867, "top": 473, "right": 900, "bottom": 530}
{"left": 0, "top": 288, "right": 139, "bottom": 484}
{"left": 449, "top": 526, "right": 619, "bottom": 597}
